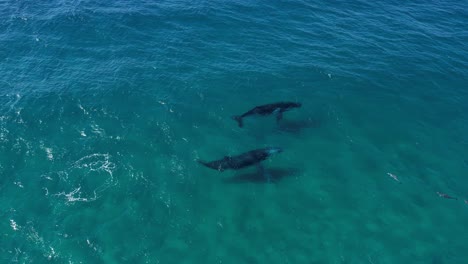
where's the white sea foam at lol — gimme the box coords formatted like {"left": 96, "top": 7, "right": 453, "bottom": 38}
{"left": 54, "top": 186, "right": 97, "bottom": 203}
{"left": 47, "top": 246, "right": 57, "bottom": 260}
{"left": 127, "top": 164, "right": 148, "bottom": 182}
{"left": 77, "top": 103, "right": 89, "bottom": 115}
{"left": 11, "top": 248, "right": 22, "bottom": 262}
{"left": 15, "top": 108, "right": 24, "bottom": 124}
{"left": 74, "top": 153, "right": 116, "bottom": 177}
{"left": 3, "top": 93, "right": 22, "bottom": 112}
{"left": 41, "top": 174, "right": 53, "bottom": 181}
{"left": 157, "top": 121, "right": 173, "bottom": 143}
{"left": 0, "top": 126, "right": 8, "bottom": 143}
{"left": 90, "top": 122, "right": 105, "bottom": 136}
{"left": 27, "top": 226, "right": 44, "bottom": 244}
{"left": 45, "top": 147, "right": 53, "bottom": 160}
{"left": 10, "top": 219, "right": 19, "bottom": 231}
{"left": 23, "top": 224, "right": 59, "bottom": 260}
{"left": 86, "top": 238, "right": 98, "bottom": 251}
{"left": 170, "top": 155, "right": 186, "bottom": 180}
{"left": 44, "top": 153, "right": 117, "bottom": 203}
{"left": 158, "top": 186, "right": 172, "bottom": 209}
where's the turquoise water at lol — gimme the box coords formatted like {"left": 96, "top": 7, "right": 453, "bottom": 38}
{"left": 1, "top": 1, "right": 468, "bottom": 263}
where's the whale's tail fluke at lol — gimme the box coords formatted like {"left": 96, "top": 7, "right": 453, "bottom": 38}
{"left": 232, "top": 116, "right": 243, "bottom": 127}
{"left": 197, "top": 159, "right": 225, "bottom": 172}
{"left": 197, "top": 159, "right": 210, "bottom": 167}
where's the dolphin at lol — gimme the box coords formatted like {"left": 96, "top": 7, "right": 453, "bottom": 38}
{"left": 436, "top": 192, "right": 458, "bottom": 200}
{"left": 197, "top": 147, "right": 283, "bottom": 172}
{"left": 232, "top": 102, "right": 301, "bottom": 127}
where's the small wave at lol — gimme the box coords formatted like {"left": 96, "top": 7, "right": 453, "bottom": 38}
{"left": 13, "top": 181, "right": 24, "bottom": 188}
{"left": 6, "top": 219, "right": 60, "bottom": 260}
{"left": 170, "top": 154, "right": 187, "bottom": 180}
{"left": 0, "top": 120, "right": 8, "bottom": 143}
{"left": 73, "top": 153, "right": 116, "bottom": 177}
{"left": 10, "top": 219, "right": 19, "bottom": 231}
{"left": 39, "top": 141, "right": 55, "bottom": 161}
{"left": 127, "top": 163, "right": 149, "bottom": 182}
{"left": 86, "top": 238, "right": 99, "bottom": 252}
{"left": 12, "top": 137, "right": 33, "bottom": 156}
{"left": 0, "top": 93, "right": 22, "bottom": 113}
{"left": 45, "top": 147, "right": 53, "bottom": 160}
{"left": 47, "top": 246, "right": 57, "bottom": 260}
{"left": 43, "top": 153, "right": 118, "bottom": 204}
{"left": 54, "top": 186, "right": 97, "bottom": 203}
{"left": 77, "top": 103, "right": 89, "bottom": 115}
{"left": 9, "top": 248, "right": 24, "bottom": 263}
{"left": 24, "top": 224, "right": 60, "bottom": 260}
{"left": 156, "top": 121, "right": 174, "bottom": 144}
{"left": 90, "top": 122, "right": 105, "bottom": 136}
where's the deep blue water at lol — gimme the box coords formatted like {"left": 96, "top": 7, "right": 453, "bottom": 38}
{"left": 1, "top": 1, "right": 468, "bottom": 263}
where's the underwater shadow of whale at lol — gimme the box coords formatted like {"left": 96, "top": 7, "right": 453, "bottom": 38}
{"left": 222, "top": 167, "right": 301, "bottom": 184}
{"left": 276, "top": 118, "right": 322, "bottom": 134}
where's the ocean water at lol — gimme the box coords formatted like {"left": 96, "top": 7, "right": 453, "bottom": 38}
{"left": 1, "top": 0, "right": 468, "bottom": 263}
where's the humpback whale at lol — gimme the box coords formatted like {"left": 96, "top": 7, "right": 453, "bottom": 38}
{"left": 232, "top": 102, "right": 301, "bottom": 127}
{"left": 197, "top": 147, "right": 283, "bottom": 172}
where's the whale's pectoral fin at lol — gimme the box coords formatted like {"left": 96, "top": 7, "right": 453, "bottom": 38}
{"left": 232, "top": 116, "right": 243, "bottom": 127}
{"left": 276, "top": 111, "right": 283, "bottom": 123}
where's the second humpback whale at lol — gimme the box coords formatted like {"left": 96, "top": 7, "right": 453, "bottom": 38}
{"left": 197, "top": 147, "right": 283, "bottom": 172}
{"left": 232, "top": 102, "right": 301, "bottom": 127}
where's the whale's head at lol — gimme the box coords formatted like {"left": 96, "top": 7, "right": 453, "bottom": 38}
{"left": 265, "top": 147, "right": 283, "bottom": 156}
{"left": 286, "top": 102, "right": 302, "bottom": 110}
{"left": 292, "top": 102, "right": 302, "bottom": 108}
